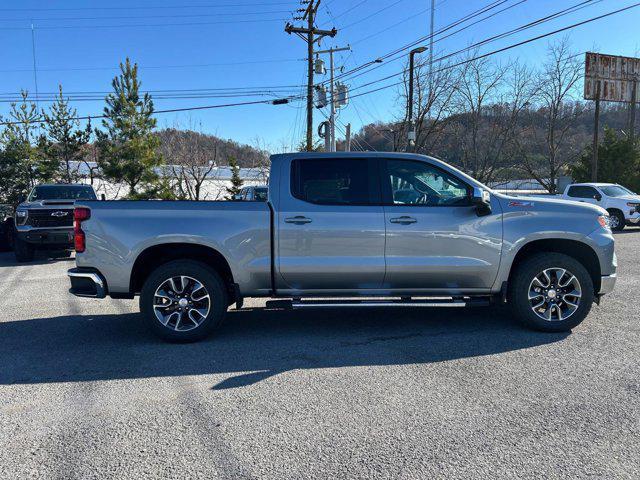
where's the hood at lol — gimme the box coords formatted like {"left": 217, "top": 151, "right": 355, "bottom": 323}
{"left": 616, "top": 194, "right": 640, "bottom": 202}
{"left": 18, "top": 200, "right": 76, "bottom": 209}
{"left": 495, "top": 193, "right": 607, "bottom": 216}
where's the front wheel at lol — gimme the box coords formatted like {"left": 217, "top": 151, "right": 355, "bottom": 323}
{"left": 140, "top": 260, "right": 228, "bottom": 342}
{"left": 608, "top": 210, "right": 625, "bottom": 231}
{"left": 509, "top": 253, "right": 594, "bottom": 332}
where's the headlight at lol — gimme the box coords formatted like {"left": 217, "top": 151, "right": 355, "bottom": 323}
{"left": 597, "top": 215, "right": 610, "bottom": 230}
{"left": 627, "top": 202, "right": 640, "bottom": 207}
{"left": 15, "top": 210, "right": 27, "bottom": 225}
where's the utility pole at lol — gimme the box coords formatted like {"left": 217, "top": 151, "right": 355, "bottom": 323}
{"left": 592, "top": 81, "right": 600, "bottom": 182}
{"left": 31, "top": 22, "right": 39, "bottom": 110}
{"left": 316, "top": 45, "right": 350, "bottom": 151}
{"left": 285, "top": 1, "right": 336, "bottom": 151}
{"left": 428, "top": 0, "right": 435, "bottom": 95}
{"left": 345, "top": 123, "right": 351, "bottom": 152}
{"left": 407, "top": 46, "right": 427, "bottom": 152}
{"left": 630, "top": 79, "right": 637, "bottom": 143}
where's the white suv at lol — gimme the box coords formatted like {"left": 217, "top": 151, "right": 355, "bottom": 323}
{"left": 562, "top": 183, "right": 640, "bottom": 231}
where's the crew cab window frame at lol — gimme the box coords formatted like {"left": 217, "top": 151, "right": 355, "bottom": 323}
{"left": 378, "top": 158, "right": 473, "bottom": 207}
{"left": 567, "top": 185, "right": 600, "bottom": 199}
{"left": 290, "top": 157, "right": 381, "bottom": 206}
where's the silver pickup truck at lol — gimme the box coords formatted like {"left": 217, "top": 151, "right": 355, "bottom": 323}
{"left": 68, "top": 152, "right": 616, "bottom": 341}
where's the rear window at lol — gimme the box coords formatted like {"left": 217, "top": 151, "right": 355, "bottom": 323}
{"left": 290, "top": 158, "right": 373, "bottom": 205}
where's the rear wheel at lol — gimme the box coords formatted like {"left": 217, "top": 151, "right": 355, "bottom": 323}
{"left": 607, "top": 209, "right": 625, "bottom": 231}
{"left": 140, "top": 260, "right": 228, "bottom": 342}
{"left": 509, "top": 253, "right": 594, "bottom": 332}
{"left": 14, "top": 235, "right": 35, "bottom": 262}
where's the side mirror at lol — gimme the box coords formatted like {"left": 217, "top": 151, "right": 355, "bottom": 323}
{"left": 594, "top": 193, "right": 602, "bottom": 201}
{"left": 100, "top": 193, "right": 106, "bottom": 201}
{"left": 472, "top": 187, "right": 491, "bottom": 216}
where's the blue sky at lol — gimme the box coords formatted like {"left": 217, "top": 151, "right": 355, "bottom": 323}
{"left": 0, "top": 0, "right": 638, "bottom": 150}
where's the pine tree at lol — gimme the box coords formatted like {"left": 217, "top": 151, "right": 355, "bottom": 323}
{"left": 570, "top": 128, "right": 640, "bottom": 192}
{"left": 95, "top": 58, "right": 163, "bottom": 198}
{"left": 0, "top": 91, "right": 56, "bottom": 204}
{"left": 42, "top": 85, "right": 92, "bottom": 183}
{"left": 225, "top": 156, "right": 244, "bottom": 200}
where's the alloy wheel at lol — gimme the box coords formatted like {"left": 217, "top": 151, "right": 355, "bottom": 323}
{"left": 528, "top": 267, "right": 582, "bottom": 322}
{"left": 153, "top": 275, "right": 211, "bottom": 331}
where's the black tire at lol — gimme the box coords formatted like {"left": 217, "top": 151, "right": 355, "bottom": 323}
{"left": 14, "top": 235, "right": 35, "bottom": 262}
{"left": 140, "top": 260, "right": 228, "bottom": 342}
{"left": 608, "top": 209, "right": 625, "bottom": 231}
{"left": 509, "top": 252, "right": 594, "bottom": 332}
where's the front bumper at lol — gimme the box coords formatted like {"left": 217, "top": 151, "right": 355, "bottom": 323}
{"left": 598, "top": 273, "right": 617, "bottom": 295}
{"left": 16, "top": 227, "right": 73, "bottom": 247}
{"left": 68, "top": 268, "right": 107, "bottom": 298}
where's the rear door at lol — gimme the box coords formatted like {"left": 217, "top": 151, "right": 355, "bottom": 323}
{"left": 277, "top": 157, "right": 385, "bottom": 291}
{"left": 380, "top": 158, "right": 502, "bottom": 291}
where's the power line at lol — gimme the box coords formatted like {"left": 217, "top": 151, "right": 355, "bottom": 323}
{"left": 2, "top": 2, "right": 635, "bottom": 128}
{"left": 2, "top": 17, "right": 288, "bottom": 30}
{"left": 345, "top": 2, "right": 639, "bottom": 102}
{"left": 0, "top": 58, "right": 303, "bottom": 74}
{"left": 0, "top": 2, "right": 298, "bottom": 12}
{"left": 334, "top": 0, "right": 594, "bottom": 88}
{"left": 1, "top": 10, "right": 294, "bottom": 22}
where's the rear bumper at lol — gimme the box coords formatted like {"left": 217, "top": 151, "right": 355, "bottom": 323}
{"left": 17, "top": 228, "right": 73, "bottom": 247}
{"left": 598, "top": 273, "right": 616, "bottom": 295}
{"left": 68, "top": 267, "right": 107, "bottom": 298}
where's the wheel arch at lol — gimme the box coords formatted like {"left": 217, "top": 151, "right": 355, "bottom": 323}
{"left": 130, "top": 243, "right": 236, "bottom": 301}
{"left": 507, "top": 239, "right": 601, "bottom": 294}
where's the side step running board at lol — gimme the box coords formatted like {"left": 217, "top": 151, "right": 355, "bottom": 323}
{"left": 265, "top": 297, "right": 491, "bottom": 310}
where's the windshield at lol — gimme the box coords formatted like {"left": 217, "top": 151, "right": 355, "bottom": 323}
{"left": 254, "top": 188, "right": 268, "bottom": 201}
{"left": 600, "top": 185, "right": 635, "bottom": 197}
{"left": 28, "top": 185, "right": 97, "bottom": 201}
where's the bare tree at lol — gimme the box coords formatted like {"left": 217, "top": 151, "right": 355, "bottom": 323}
{"left": 160, "top": 124, "right": 221, "bottom": 200}
{"left": 520, "top": 38, "right": 584, "bottom": 193}
{"left": 396, "top": 54, "right": 460, "bottom": 154}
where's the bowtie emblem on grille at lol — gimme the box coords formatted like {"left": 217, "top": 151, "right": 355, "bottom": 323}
{"left": 51, "top": 211, "right": 69, "bottom": 217}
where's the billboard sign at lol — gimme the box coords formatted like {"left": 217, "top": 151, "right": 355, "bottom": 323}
{"left": 584, "top": 52, "right": 640, "bottom": 103}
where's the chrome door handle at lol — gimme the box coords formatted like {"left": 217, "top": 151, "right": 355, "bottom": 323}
{"left": 284, "top": 216, "right": 312, "bottom": 225}
{"left": 389, "top": 216, "right": 417, "bottom": 224}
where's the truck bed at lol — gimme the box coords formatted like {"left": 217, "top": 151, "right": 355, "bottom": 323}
{"left": 75, "top": 200, "right": 272, "bottom": 296}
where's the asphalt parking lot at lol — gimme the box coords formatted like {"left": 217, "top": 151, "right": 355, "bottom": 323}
{"left": 0, "top": 234, "right": 638, "bottom": 480}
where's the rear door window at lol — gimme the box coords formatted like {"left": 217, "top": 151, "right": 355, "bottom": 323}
{"left": 567, "top": 186, "right": 598, "bottom": 199}
{"left": 290, "top": 158, "right": 379, "bottom": 205}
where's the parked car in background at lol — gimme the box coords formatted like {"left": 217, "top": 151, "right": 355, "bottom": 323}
{"left": 562, "top": 183, "right": 640, "bottom": 231}
{"left": 0, "top": 204, "right": 13, "bottom": 251}
{"left": 68, "top": 152, "right": 615, "bottom": 342}
{"left": 14, "top": 184, "right": 98, "bottom": 262}
{"left": 234, "top": 185, "right": 268, "bottom": 201}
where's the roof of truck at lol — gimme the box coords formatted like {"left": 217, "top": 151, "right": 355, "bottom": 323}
{"left": 35, "top": 183, "right": 93, "bottom": 187}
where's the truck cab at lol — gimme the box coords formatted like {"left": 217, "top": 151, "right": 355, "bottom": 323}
{"left": 562, "top": 183, "right": 640, "bottom": 231}
{"left": 14, "top": 184, "right": 98, "bottom": 262}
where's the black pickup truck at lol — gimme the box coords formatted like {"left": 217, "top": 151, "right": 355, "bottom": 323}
{"left": 13, "top": 184, "right": 98, "bottom": 262}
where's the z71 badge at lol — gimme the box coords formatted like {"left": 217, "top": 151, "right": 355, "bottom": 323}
{"left": 508, "top": 201, "right": 535, "bottom": 207}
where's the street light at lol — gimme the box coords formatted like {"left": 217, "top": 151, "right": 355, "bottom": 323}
{"left": 408, "top": 46, "right": 428, "bottom": 152}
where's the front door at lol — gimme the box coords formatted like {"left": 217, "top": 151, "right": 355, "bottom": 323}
{"left": 277, "top": 157, "right": 386, "bottom": 291}
{"left": 381, "top": 158, "right": 503, "bottom": 291}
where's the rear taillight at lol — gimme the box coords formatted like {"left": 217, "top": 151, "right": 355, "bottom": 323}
{"left": 74, "top": 207, "right": 91, "bottom": 252}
